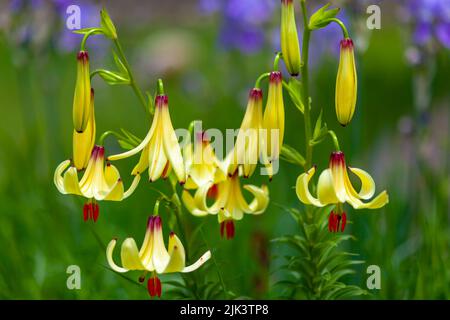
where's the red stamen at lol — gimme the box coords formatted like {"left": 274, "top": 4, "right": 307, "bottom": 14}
{"left": 226, "top": 220, "right": 235, "bottom": 239}
{"left": 93, "top": 203, "right": 99, "bottom": 222}
{"left": 83, "top": 203, "right": 89, "bottom": 221}
{"left": 155, "top": 276, "right": 162, "bottom": 298}
{"left": 341, "top": 212, "right": 347, "bottom": 232}
{"left": 147, "top": 277, "right": 155, "bottom": 297}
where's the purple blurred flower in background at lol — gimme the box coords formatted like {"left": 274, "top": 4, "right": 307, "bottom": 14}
{"left": 199, "top": 0, "right": 276, "bottom": 54}
{"left": 6, "top": 0, "right": 107, "bottom": 54}
{"left": 405, "top": 0, "right": 450, "bottom": 49}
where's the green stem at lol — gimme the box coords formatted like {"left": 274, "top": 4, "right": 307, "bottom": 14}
{"left": 157, "top": 78, "right": 165, "bottom": 95}
{"left": 273, "top": 52, "right": 282, "bottom": 71}
{"left": 325, "top": 18, "right": 349, "bottom": 38}
{"left": 113, "top": 39, "right": 148, "bottom": 114}
{"left": 255, "top": 72, "right": 271, "bottom": 89}
{"left": 300, "top": 0, "right": 312, "bottom": 169}
{"left": 98, "top": 130, "right": 119, "bottom": 145}
{"left": 328, "top": 130, "right": 341, "bottom": 151}
{"left": 80, "top": 29, "right": 99, "bottom": 51}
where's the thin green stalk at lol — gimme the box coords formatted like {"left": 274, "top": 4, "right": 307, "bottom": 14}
{"left": 255, "top": 72, "right": 271, "bottom": 89}
{"left": 300, "top": 0, "right": 313, "bottom": 169}
{"left": 328, "top": 130, "right": 341, "bottom": 151}
{"left": 325, "top": 18, "right": 349, "bottom": 38}
{"left": 273, "top": 52, "right": 282, "bottom": 71}
{"left": 113, "top": 39, "right": 148, "bottom": 114}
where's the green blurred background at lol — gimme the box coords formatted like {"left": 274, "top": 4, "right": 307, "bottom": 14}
{"left": 0, "top": 0, "right": 448, "bottom": 299}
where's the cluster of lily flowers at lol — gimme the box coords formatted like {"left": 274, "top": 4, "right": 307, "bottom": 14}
{"left": 54, "top": 1, "right": 389, "bottom": 298}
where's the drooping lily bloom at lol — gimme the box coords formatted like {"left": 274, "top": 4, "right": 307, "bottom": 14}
{"left": 296, "top": 151, "right": 388, "bottom": 232}
{"left": 182, "top": 171, "right": 269, "bottom": 239}
{"left": 229, "top": 88, "right": 263, "bottom": 178}
{"left": 106, "top": 216, "right": 211, "bottom": 298}
{"left": 108, "top": 95, "right": 185, "bottom": 184}
{"left": 54, "top": 145, "right": 140, "bottom": 221}
{"left": 262, "top": 71, "right": 284, "bottom": 179}
{"left": 280, "top": 0, "right": 301, "bottom": 76}
{"left": 335, "top": 38, "right": 357, "bottom": 126}
{"left": 184, "top": 131, "right": 227, "bottom": 189}
{"left": 73, "top": 88, "right": 96, "bottom": 170}
{"left": 73, "top": 51, "right": 92, "bottom": 133}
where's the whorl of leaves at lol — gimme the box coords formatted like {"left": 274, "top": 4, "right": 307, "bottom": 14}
{"left": 271, "top": 205, "right": 368, "bottom": 299}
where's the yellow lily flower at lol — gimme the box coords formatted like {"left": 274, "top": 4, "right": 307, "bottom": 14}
{"left": 108, "top": 94, "right": 186, "bottom": 184}
{"left": 73, "top": 51, "right": 92, "bottom": 133}
{"left": 182, "top": 171, "right": 269, "bottom": 239}
{"left": 73, "top": 88, "right": 96, "bottom": 170}
{"left": 229, "top": 88, "right": 263, "bottom": 178}
{"left": 296, "top": 151, "right": 388, "bottom": 232}
{"left": 335, "top": 38, "right": 357, "bottom": 126}
{"left": 184, "top": 131, "right": 227, "bottom": 189}
{"left": 106, "top": 215, "right": 211, "bottom": 298}
{"left": 54, "top": 145, "right": 140, "bottom": 221}
{"left": 280, "top": 0, "right": 301, "bottom": 76}
{"left": 262, "top": 71, "right": 284, "bottom": 179}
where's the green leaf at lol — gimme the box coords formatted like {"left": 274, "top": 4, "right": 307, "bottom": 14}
{"left": 72, "top": 27, "right": 103, "bottom": 35}
{"left": 100, "top": 8, "right": 117, "bottom": 39}
{"left": 280, "top": 144, "right": 306, "bottom": 167}
{"left": 95, "top": 69, "right": 130, "bottom": 85}
{"left": 113, "top": 51, "right": 128, "bottom": 75}
{"left": 309, "top": 4, "right": 340, "bottom": 30}
{"left": 287, "top": 78, "right": 305, "bottom": 113}
{"left": 310, "top": 110, "right": 328, "bottom": 146}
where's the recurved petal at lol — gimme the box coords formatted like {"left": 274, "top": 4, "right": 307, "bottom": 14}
{"left": 107, "top": 107, "right": 160, "bottom": 161}
{"left": 347, "top": 167, "right": 376, "bottom": 200}
{"left": 182, "top": 250, "right": 211, "bottom": 273}
{"left": 181, "top": 190, "right": 210, "bottom": 217}
{"left": 244, "top": 184, "right": 269, "bottom": 214}
{"left": 106, "top": 239, "right": 129, "bottom": 273}
{"left": 123, "top": 174, "right": 141, "bottom": 199}
{"left": 295, "top": 167, "right": 324, "bottom": 207}
{"left": 54, "top": 160, "right": 71, "bottom": 194}
{"left": 348, "top": 190, "right": 389, "bottom": 209}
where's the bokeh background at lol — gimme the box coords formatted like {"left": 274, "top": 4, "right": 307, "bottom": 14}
{"left": 0, "top": 0, "right": 448, "bottom": 299}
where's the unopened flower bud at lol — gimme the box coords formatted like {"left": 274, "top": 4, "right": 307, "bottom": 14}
{"left": 335, "top": 38, "right": 357, "bottom": 126}
{"left": 280, "top": 0, "right": 301, "bottom": 76}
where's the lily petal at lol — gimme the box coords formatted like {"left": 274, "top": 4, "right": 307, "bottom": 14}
{"left": 295, "top": 167, "right": 324, "bottom": 207}
{"left": 244, "top": 184, "right": 269, "bottom": 214}
{"left": 163, "top": 233, "right": 186, "bottom": 273}
{"left": 106, "top": 239, "right": 129, "bottom": 273}
{"left": 182, "top": 251, "right": 212, "bottom": 273}
{"left": 347, "top": 167, "right": 376, "bottom": 200}
{"left": 54, "top": 160, "right": 71, "bottom": 194}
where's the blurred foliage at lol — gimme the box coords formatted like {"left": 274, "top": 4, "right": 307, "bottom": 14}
{"left": 0, "top": 1, "right": 448, "bottom": 300}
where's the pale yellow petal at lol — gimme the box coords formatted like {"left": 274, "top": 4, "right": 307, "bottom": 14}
{"left": 162, "top": 233, "right": 186, "bottom": 273}
{"left": 347, "top": 167, "right": 376, "bottom": 200}
{"left": 182, "top": 251, "right": 211, "bottom": 273}
{"left": 106, "top": 239, "right": 129, "bottom": 273}
{"left": 295, "top": 167, "right": 324, "bottom": 207}
{"left": 121, "top": 238, "right": 146, "bottom": 271}
{"left": 63, "top": 166, "right": 82, "bottom": 196}
{"left": 181, "top": 190, "right": 210, "bottom": 217}
{"left": 243, "top": 184, "right": 269, "bottom": 214}
{"left": 54, "top": 160, "right": 71, "bottom": 194}
{"left": 317, "top": 169, "right": 340, "bottom": 205}
{"left": 161, "top": 105, "right": 185, "bottom": 183}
